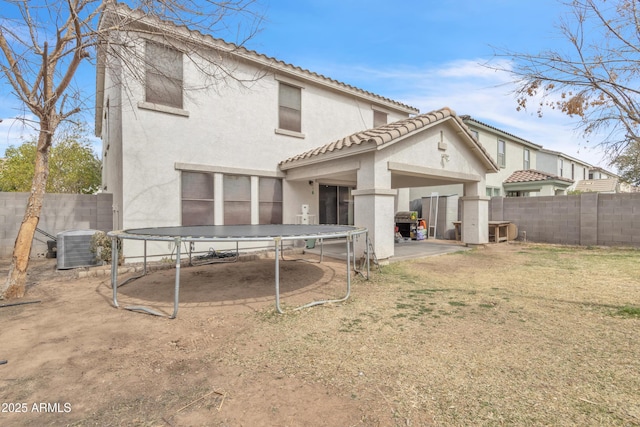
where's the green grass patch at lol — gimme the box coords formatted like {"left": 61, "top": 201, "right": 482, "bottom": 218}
{"left": 614, "top": 305, "right": 640, "bottom": 318}
{"left": 448, "top": 301, "right": 467, "bottom": 307}
{"left": 339, "top": 317, "right": 365, "bottom": 332}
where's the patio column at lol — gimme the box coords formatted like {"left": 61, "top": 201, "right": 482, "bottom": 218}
{"left": 353, "top": 188, "right": 397, "bottom": 261}
{"left": 354, "top": 155, "right": 395, "bottom": 261}
{"left": 460, "top": 182, "right": 489, "bottom": 245}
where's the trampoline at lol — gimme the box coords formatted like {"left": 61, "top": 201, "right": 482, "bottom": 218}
{"left": 108, "top": 224, "right": 369, "bottom": 318}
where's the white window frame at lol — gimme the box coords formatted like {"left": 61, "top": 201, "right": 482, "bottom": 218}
{"left": 497, "top": 140, "right": 506, "bottom": 168}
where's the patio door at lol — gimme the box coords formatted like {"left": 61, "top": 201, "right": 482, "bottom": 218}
{"left": 319, "top": 185, "right": 353, "bottom": 225}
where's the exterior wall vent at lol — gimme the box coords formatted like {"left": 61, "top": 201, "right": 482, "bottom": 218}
{"left": 56, "top": 229, "right": 101, "bottom": 270}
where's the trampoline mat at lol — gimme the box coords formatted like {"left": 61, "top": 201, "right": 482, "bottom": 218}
{"left": 123, "top": 224, "right": 359, "bottom": 239}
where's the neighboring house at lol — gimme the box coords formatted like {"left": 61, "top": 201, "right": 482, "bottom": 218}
{"left": 411, "top": 115, "right": 632, "bottom": 202}
{"left": 536, "top": 148, "right": 590, "bottom": 192}
{"left": 574, "top": 178, "right": 620, "bottom": 193}
{"left": 503, "top": 169, "right": 574, "bottom": 197}
{"left": 589, "top": 166, "right": 617, "bottom": 180}
{"left": 573, "top": 167, "right": 633, "bottom": 193}
{"left": 95, "top": 3, "right": 498, "bottom": 260}
{"left": 462, "top": 116, "right": 544, "bottom": 197}
{"left": 409, "top": 116, "right": 545, "bottom": 200}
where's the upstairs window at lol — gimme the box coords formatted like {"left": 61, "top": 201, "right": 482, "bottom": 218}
{"left": 523, "top": 149, "right": 530, "bottom": 169}
{"left": 373, "top": 110, "right": 387, "bottom": 127}
{"left": 278, "top": 82, "right": 301, "bottom": 132}
{"left": 145, "top": 41, "right": 183, "bottom": 109}
{"left": 497, "top": 140, "right": 506, "bottom": 168}
{"left": 559, "top": 159, "right": 564, "bottom": 177}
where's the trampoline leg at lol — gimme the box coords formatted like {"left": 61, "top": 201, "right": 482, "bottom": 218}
{"left": 275, "top": 238, "right": 283, "bottom": 314}
{"left": 111, "top": 236, "right": 119, "bottom": 308}
{"left": 345, "top": 234, "right": 352, "bottom": 300}
{"left": 367, "top": 233, "right": 370, "bottom": 280}
{"left": 170, "top": 237, "right": 181, "bottom": 319}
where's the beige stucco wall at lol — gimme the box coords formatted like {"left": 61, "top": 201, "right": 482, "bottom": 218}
{"left": 101, "top": 32, "right": 413, "bottom": 234}
{"left": 473, "top": 128, "right": 537, "bottom": 194}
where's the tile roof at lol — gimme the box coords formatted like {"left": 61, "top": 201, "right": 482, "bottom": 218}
{"left": 574, "top": 179, "right": 619, "bottom": 193}
{"left": 279, "top": 107, "right": 497, "bottom": 171}
{"left": 504, "top": 169, "right": 574, "bottom": 184}
{"left": 101, "top": 3, "right": 419, "bottom": 114}
{"left": 460, "top": 115, "right": 542, "bottom": 149}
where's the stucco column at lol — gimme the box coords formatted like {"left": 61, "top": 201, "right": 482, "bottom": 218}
{"left": 354, "top": 153, "right": 396, "bottom": 261}
{"left": 353, "top": 188, "right": 397, "bottom": 260}
{"left": 460, "top": 182, "right": 489, "bottom": 245}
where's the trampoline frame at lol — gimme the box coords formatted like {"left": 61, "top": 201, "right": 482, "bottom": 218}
{"left": 107, "top": 225, "right": 369, "bottom": 318}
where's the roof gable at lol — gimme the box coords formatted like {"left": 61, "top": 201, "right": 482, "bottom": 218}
{"left": 95, "top": 2, "right": 418, "bottom": 135}
{"left": 280, "top": 107, "right": 498, "bottom": 172}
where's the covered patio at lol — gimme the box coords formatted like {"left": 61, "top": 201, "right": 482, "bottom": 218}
{"left": 279, "top": 107, "right": 499, "bottom": 261}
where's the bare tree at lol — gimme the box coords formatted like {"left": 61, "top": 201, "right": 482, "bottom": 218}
{"left": 0, "top": 0, "right": 263, "bottom": 299}
{"left": 495, "top": 0, "right": 640, "bottom": 162}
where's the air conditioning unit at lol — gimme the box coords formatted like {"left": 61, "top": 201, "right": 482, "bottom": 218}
{"left": 56, "top": 229, "right": 102, "bottom": 270}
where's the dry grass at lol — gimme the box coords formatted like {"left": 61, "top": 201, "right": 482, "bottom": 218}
{"left": 243, "top": 243, "right": 640, "bottom": 425}
{"left": 2, "top": 242, "right": 640, "bottom": 426}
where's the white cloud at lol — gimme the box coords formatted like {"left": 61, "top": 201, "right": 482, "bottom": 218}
{"left": 286, "top": 57, "right": 611, "bottom": 168}
{"left": 0, "top": 115, "right": 38, "bottom": 156}
{"left": 367, "top": 59, "right": 610, "bottom": 168}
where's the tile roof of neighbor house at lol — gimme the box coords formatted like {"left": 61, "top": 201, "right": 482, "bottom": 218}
{"left": 504, "top": 169, "right": 574, "bottom": 184}
{"left": 574, "top": 179, "right": 619, "bottom": 193}
{"left": 279, "top": 107, "right": 498, "bottom": 171}
{"left": 460, "top": 115, "right": 542, "bottom": 149}
{"left": 99, "top": 3, "right": 419, "bottom": 115}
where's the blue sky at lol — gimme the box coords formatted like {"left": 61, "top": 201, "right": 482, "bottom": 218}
{"left": 0, "top": 0, "right": 609, "bottom": 167}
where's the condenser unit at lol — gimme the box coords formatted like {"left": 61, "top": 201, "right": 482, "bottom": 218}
{"left": 56, "top": 229, "right": 102, "bottom": 270}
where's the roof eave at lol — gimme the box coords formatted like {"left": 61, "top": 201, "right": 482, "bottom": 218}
{"left": 280, "top": 143, "right": 376, "bottom": 171}
{"left": 462, "top": 116, "right": 542, "bottom": 150}
{"left": 101, "top": 3, "right": 419, "bottom": 116}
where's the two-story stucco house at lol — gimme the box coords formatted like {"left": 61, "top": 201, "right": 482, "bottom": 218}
{"left": 95, "top": 3, "right": 498, "bottom": 261}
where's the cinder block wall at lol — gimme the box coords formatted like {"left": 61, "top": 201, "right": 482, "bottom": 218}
{"left": 489, "top": 192, "right": 640, "bottom": 247}
{"left": 0, "top": 193, "right": 113, "bottom": 258}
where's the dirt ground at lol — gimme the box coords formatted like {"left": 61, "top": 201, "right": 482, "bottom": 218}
{"left": 1, "top": 243, "right": 640, "bottom": 426}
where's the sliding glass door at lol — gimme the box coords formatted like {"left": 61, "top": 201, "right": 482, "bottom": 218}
{"left": 319, "top": 185, "right": 353, "bottom": 225}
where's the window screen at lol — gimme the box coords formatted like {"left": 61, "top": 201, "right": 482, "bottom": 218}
{"left": 146, "top": 41, "right": 183, "bottom": 109}
{"left": 278, "top": 83, "right": 301, "bottom": 132}
{"left": 224, "top": 175, "right": 251, "bottom": 225}
{"left": 259, "top": 178, "right": 283, "bottom": 224}
{"left": 181, "top": 172, "right": 213, "bottom": 226}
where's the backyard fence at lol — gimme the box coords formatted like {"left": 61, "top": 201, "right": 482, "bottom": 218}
{"left": 1, "top": 191, "right": 638, "bottom": 259}
{"left": 489, "top": 192, "right": 640, "bottom": 247}
{"left": 0, "top": 192, "right": 113, "bottom": 258}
